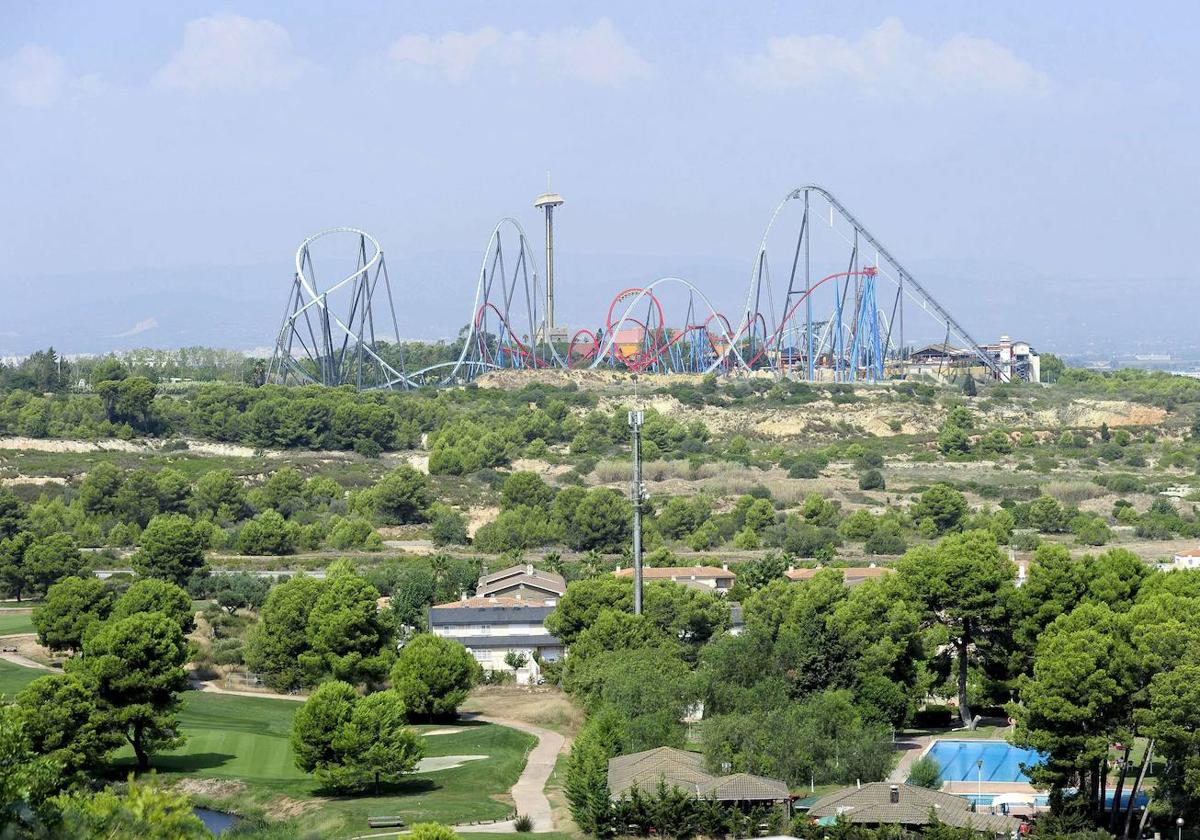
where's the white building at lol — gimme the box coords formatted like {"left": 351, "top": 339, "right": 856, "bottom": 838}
{"left": 1161, "top": 548, "right": 1200, "bottom": 571}
{"left": 428, "top": 595, "right": 564, "bottom": 685}
{"left": 613, "top": 564, "right": 736, "bottom": 593}
{"left": 981, "top": 336, "right": 1041, "bottom": 383}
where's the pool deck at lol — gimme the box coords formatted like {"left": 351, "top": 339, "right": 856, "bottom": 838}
{"left": 943, "top": 780, "right": 1038, "bottom": 795}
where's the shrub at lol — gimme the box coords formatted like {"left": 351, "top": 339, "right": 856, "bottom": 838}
{"left": 908, "top": 755, "right": 942, "bottom": 788}
{"left": 430, "top": 506, "right": 470, "bottom": 546}
{"left": 514, "top": 814, "right": 533, "bottom": 832}
{"left": 410, "top": 824, "right": 460, "bottom": 840}
{"left": 912, "top": 705, "right": 953, "bottom": 728}
{"left": 858, "top": 469, "right": 885, "bottom": 491}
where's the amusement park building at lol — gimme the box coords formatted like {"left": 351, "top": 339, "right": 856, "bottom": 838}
{"left": 903, "top": 336, "right": 1040, "bottom": 383}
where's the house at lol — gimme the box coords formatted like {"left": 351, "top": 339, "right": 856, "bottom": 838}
{"left": 806, "top": 783, "right": 1018, "bottom": 835}
{"left": 1161, "top": 548, "right": 1200, "bottom": 571}
{"left": 614, "top": 565, "right": 736, "bottom": 593}
{"left": 427, "top": 595, "right": 563, "bottom": 684}
{"left": 607, "top": 747, "right": 789, "bottom": 811}
{"left": 785, "top": 564, "right": 894, "bottom": 587}
{"left": 476, "top": 563, "right": 566, "bottom": 600}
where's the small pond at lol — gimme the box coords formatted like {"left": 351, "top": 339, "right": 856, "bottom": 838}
{"left": 194, "top": 807, "right": 239, "bottom": 836}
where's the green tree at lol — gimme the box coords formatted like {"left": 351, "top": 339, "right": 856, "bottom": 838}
{"left": 390, "top": 634, "right": 481, "bottom": 720}
{"left": 743, "top": 498, "right": 777, "bottom": 533}
{"left": 290, "top": 682, "right": 424, "bottom": 793}
{"left": 898, "top": 530, "right": 1013, "bottom": 726}
{"left": 306, "top": 568, "right": 395, "bottom": 686}
{"left": 565, "top": 488, "right": 630, "bottom": 552}
{"left": 0, "top": 704, "right": 64, "bottom": 833}
{"left": 500, "top": 471, "right": 555, "bottom": 511}
{"left": 244, "top": 574, "right": 325, "bottom": 691}
{"left": 14, "top": 673, "right": 121, "bottom": 776}
{"left": 78, "top": 462, "right": 124, "bottom": 516}
{"left": 332, "top": 691, "right": 424, "bottom": 792}
{"left": 111, "top": 578, "right": 196, "bottom": 635}
{"left": 0, "top": 487, "right": 28, "bottom": 540}
{"left": 192, "top": 469, "right": 249, "bottom": 522}
{"left": 33, "top": 576, "right": 114, "bottom": 653}
{"left": 565, "top": 706, "right": 626, "bottom": 835}
{"left": 75, "top": 612, "right": 190, "bottom": 770}
{"left": 1013, "top": 603, "right": 1135, "bottom": 807}
{"left": 259, "top": 467, "right": 306, "bottom": 515}
{"left": 1138, "top": 662, "right": 1200, "bottom": 819}
{"left": 372, "top": 465, "right": 433, "bottom": 524}
{"left": 0, "top": 531, "right": 33, "bottom": 601}
{"left": 134, "top": 514, "right": 209, "bottom": 586}
{"left": 23, "top": 533, "right": 85, "bottom": 595}
{"left": 211, "top": 572, "right": 270, "bottom": 614}
{"left": 910, "top": 484, "right": 968, "bottom": 534}
{"left": 1041, "top": 353, "right": 1065, "bottom": 383}
{"left": 237, "top": 509, "right": 299, "bottom": 555}
{"left": 429, "top": 505, "right": 470, "bottom": 546}
{"left": 1028, "top": 495, "right": 1069, "bottom": 533}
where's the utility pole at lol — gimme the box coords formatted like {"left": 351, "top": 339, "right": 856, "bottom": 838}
{"left": 628, "top": 409, "right": 645, "bottom": 615}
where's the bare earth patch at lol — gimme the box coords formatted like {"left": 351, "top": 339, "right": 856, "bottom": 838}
{"left": 173, "top": 778, "right": 247, "bottom": 798}
{"left": 462, "top": 686, "right": 585, "bottom": 737}
{"left": 264, "top": 795, "right": 325, "bottom": 821}
{"left": 417, "top": 754, "right": 488, "bottom": 772}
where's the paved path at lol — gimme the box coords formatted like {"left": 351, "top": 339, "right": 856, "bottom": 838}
{"left": 888, "top": 734, "right": 933, "bottom": 782}
{"left": 0, "top": 633, "right": 54, "bottom": 672}
{"left": 189, "top": 678, "right": 307, "bottom": 702}
{"left": 190, "top": 681, "right": 564, "bottom": 833}
{"left": 469, "top": 714, "right": 565, "bottom": 832}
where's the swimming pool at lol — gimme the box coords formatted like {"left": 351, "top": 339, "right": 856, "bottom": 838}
{"left": 926, "top": 740, "right": 1044, "bottom": 783}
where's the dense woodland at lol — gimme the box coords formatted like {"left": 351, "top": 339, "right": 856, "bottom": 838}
{"left": 2, "top": 347, "right": 1200, "bottom": 838}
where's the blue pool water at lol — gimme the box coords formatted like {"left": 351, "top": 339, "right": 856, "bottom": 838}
{"left": 926, "top": 740, "right": 1044, "bottom": 783}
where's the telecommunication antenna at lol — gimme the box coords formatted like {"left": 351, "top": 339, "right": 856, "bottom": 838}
{"left": 628, "top": 407, "right": 646, "bottom": 614}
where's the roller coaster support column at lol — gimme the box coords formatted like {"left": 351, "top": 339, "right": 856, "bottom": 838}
{"left": 629, "top": 409, "right": 646, "bottom": 615}
{"left": 805, "top": 191, "right": 813, "bottom": 381}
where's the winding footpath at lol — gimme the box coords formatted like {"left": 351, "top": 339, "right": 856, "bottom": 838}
{"left": 191, "top": 679, "right": 564, "bottom": 833}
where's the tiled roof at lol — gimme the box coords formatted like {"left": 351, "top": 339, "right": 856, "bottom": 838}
{"left": 698, "top": 773, "right": 790, "bottom": 801}
{"left": 614, "top": 566, "right": 736, "bottom": 580}
{"left": 478, "top": 564, "right": 566, "bottom": 588}
{"left": 808, "top": 783, "right": 1018, "bottom": 834}
{"left": 607, "top": 747, "right": 786, "bottom": 802}
{"left": 477, "top": 574, "right": 566, "bottom": 598}
{"left": 1175, "top": 548, "right": 1200, "bottom": 558}
{"left": 432, "top": 596, "right": 550, "bottom": 609}
{"left": 785, "top": 566, "right": 893, "bottom": 581}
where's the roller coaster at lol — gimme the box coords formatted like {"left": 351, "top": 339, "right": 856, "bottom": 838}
{"left": 269, "top": 185, "right": 1004, "bottom": 389}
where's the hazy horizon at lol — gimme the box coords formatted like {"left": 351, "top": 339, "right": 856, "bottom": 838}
{"left": 2, "top": 2, "right": 1196, "bottom": 358}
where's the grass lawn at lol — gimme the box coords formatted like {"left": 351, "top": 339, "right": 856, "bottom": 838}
{"left": 0, "top": 659, "right": 42, "bottom": 695}
{"left": 112, "top": 693, "right": 536, "bottom": 836}
{"left": 0, "top": 661, "right": 538, "bottom": 836}
{"left": 0, "top": 611, "right": 34, "bottom": 636}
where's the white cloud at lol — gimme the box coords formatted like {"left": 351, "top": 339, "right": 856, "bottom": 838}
{"left": 154, "top": 14, "right": 307, "bottom": 93}
{"left": 384, "top": 18, "right": 651, "bottom": 85}
{"left": 1, "top": 45, "right": 99, "bottom": 108}
{"left": 732, "top": 18, "right": 1049, "bottom": 99}
{"left": 111, "top": 317, "right": 158, "bottom": 339}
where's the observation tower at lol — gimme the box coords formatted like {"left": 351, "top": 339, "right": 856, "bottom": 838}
{"left": 534, "top": 187, "right": 567, "bottom": 343}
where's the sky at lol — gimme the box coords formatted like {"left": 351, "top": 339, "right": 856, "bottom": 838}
{"left": 0, "top": 2, "right": 1196, "bottom": 355}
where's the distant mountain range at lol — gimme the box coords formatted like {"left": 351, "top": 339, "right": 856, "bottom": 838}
{"left": 0, "top": 251, "right": 1191, "bottom": 358}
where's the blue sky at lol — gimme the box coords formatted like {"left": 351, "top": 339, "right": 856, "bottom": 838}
{"left": 0, "top": 2, "right": 1196, "bottom": 351}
